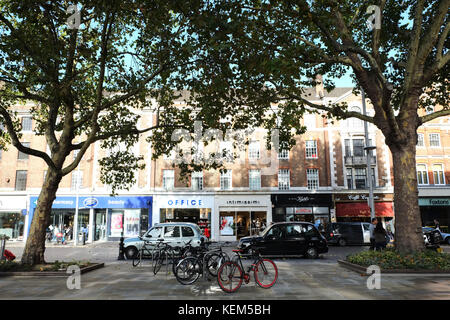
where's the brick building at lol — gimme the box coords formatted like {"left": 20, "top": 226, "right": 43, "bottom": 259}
{"left": 0, "top": 89, "right": 448, "bottom": 242}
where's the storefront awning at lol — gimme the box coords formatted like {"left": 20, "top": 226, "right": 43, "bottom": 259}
{"left": 336, "top": 202, "right": 394, "bottom": 217}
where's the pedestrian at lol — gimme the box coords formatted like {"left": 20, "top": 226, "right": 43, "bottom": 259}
{"left": 434, "top": 219, "right": 440, "bottom": 231}
{"left": 374, "top": 222, "right": 387, "bottom": 251}
{"left": 369, "top": 218, "right": 378, "bottom": 251}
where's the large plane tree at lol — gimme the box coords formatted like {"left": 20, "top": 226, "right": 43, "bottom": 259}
{"left": 0, "top": 0, "right": 211, "bottom": 265}
{"left": 191, "top": 0, "right": 449, "bottom": 253}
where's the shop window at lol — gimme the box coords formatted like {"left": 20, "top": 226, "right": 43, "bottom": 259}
{"left": 181, "top": 226, "right": 195, "bottom": 237}
{"left": 416, "top": 164, "right": 429, "bottom": 185}
{"left": 220, "top": 170, "right": 232, "bottom": 190}
{"left": 278, "top": 169, "right": 290, "bottom": 190}
{"left": 429, "top": 133, "right": 440, "bottom": 147}
{"left": 248, "top": 140, "right": 260, "bottom": 160}
{"left": 249, "top": 169, "right": 261, "bottom": 190}
{"left": 305, "top": 140, "right": 317, "bottom": 159}
{"left": 219, "top": 212, "right": 235, "bottom": 236}
{"left": 15, "top": 170, "right": 27, "bottom": 191}
{"left": 17, "top": 142, "right": 30, "bottom": 160}
{"left": 306, "top": 169, "right": 319, "bottom": 190}
{"left": 0, "top": 212, "right": 25, "bottom": 239}
{"left": 164, "top": 226, "right": 180, "bottom": 238}
{"left": 432, "top": 164, "right": 445, "bottom": 185}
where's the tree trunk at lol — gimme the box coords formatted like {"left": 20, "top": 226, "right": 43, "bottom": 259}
{"left": 389, "top": 141, "right": 424, "bottom": 253}
{"left": 21, "top": 169, "right": 62, "bottom": 265}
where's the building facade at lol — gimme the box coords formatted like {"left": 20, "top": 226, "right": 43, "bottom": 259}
{"left": 0, "top": 88, "right": 449, "bottom": 242}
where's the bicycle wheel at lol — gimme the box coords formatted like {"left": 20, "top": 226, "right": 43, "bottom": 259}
{"left": 132, "top": 250, "right": 142, "bottom": 267}
{"left": 217, "top": 261, "right": 243, "bottom": 293}
{"left": 153, "top": 250, "right": 166, "bottom": 275}
{"left": 206, "top": 252, "right": 228, "bottom": 277}
{"left": 254, "top": 259, "right": 278, "bottom": 288}
{"left": 175, "top": 257, "right": 201, "bottom": 285}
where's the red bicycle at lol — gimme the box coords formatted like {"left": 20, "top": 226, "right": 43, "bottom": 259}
{"left": 217, "top": 244, "right": 278, "bottom": 293}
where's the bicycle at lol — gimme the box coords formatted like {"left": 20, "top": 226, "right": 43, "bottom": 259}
{"left": 216, "top": 244, "right": 278, "bottom": 293}
{"left": 132, "top": 239, "right": 164, "bottom": 267}
{"left": 174, "top": 241, "right": 230, "bottom": 285}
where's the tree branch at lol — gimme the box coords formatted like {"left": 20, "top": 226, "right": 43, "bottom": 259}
{"left": 419, "top": 108, "right": 450, "bottom": 124}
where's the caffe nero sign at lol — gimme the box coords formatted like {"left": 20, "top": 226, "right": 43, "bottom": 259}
{"left": 419, "top": 198, "right": 450, "bottom": 206}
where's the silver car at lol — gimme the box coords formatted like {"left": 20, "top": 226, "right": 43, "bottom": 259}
{"left": 123, "top": 222, "right": 206, "bottom": 259}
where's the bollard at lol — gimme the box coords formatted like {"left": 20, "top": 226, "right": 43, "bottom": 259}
{"left": 82, "top": 232, "right": 86, "bottom": 246}
{"left": 117, "top": 236, "right": 125, "bottom": 260}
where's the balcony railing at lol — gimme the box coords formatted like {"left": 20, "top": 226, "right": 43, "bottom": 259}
{"left": 345, "top": 155, "right": 376, "bottom": 166}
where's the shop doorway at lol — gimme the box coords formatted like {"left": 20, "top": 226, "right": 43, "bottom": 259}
{"left": 94, "top": 209, "right": 107, "bottom": 241}
{"left": 220, "top": 210, "right": 267, "bottom": 240}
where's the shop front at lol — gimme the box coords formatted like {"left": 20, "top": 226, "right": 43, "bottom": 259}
{"left": 271, "top": 194, "right": 332, "bottom": 232}
{"left": 334, "top": 193, "right": 394, "bottom": 225}
{"left": 215, "top": 195, "right": 272, "bottom": 241}
{"left": 0, "top": 196, "right": 27, "bottom": 241}
{"left": 27, "top": 195, "right": 152, "bottom": 242}
{"left": 153, "top": 194, "right": 214, "bottom": 238}
{"left": 419, "top": 197, "right": 449, "bottom": 232}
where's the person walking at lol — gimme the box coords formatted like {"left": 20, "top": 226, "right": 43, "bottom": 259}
{"left": 369, "top": 218, "right": 378, "bottom": 251}
{"left": 434, "top": 219, "right": 440, "bottom": 231}
{"left": 374, "top": 222, "right": 387, "bottom": 251}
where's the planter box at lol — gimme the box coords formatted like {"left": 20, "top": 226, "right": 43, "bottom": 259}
{"left": 0, "top": 262, "right": 104, "bottom": 277}
{"left": 338, "top": 260, "right": 450, "bottom": 274}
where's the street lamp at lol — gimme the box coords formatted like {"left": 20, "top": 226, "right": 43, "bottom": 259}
{"left": 361, "top": 87, "right": 376, "bottom": 220}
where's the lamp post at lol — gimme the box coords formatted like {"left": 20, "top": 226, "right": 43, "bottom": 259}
{"left": 361, "top": 87, "right": 376, "bottom": 220}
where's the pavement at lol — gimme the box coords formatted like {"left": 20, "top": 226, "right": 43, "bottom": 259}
{"left": 1, "top": 242, "right": 450, "bottom": 300}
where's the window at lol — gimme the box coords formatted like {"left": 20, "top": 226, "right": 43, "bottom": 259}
{"left": 346, "top": 107, "right": 363, "bottom": 128}
{"left": 191, "top": 171, "right": 203, "bottom": 190}
{"left": 266, "top": 225, "right": 286, "bottom": 240}
{"left": 146, "top": 226, "right": 162, "bottom": 238}
{"left": 278, "top": 149, "right": 289, "bottom": 160}
{"left": 248, "top": 141, "right": 260, "bottom": 160}
{"left": 344, "top": 139, "right": 352, "bottom": 157}
{"left": 220, "top": 170, "right": 232, "bottom": 190}
{"left": 346, "top": 168, "right": 353, "bottom": 189}
{"left": 352, "top": 139, "right": 365, "bottom": 157}
{"left": 286, "top": 224, "right": 302, "bottom": 237}
{"left": 71, "top": 170, "right": 83, "bottom": 190}
{"left": 249, "top": 169, "right": 261, "bottom": 190}
{"left": 219, "top": 141, "right": 233, "bottom": 162}
{"left": 304, "top": 113, "right": 316, "bottom": 129}
{"left": 432, "top": 164, "right": 445, "bottom": 185}
{"left": 305, "top": 140, "right": 318, "bottom": 158}
{"left": 416, "top": 164, "right": 428, "bottom": 185}
{"left": 181, "top": 226, "right": 195, "bottom": 237}
{"left": 18, "top": 142, "right": 30, "bottom": 160}
{"left": 355, "top": 168, "right": 367, "bottom": 189}
{"left": 417, "top": 134, "right": 424, "bottom": 147}
{"left": 163, "top": 226, "right": 180, "bottom": 238}
{"left": 15, "top": 170, "right": 27, "bottom": 191}
{"left": 163, "top": 170, "right": 175, "bottom": 190}
{"left": 278, "top": 169, "right": 290, "bottom": 190}
{"left": 429, "top": 134, "right": 440, "bottom": 147}
{"left": 306, "top": 168, "right": 319, "bottom": 190}
{"left": 21, "top": 117, "right": 32, "bottom": 131}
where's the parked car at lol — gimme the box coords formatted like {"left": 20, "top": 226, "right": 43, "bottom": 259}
{"left": 237, "top": 222, "right": 328, "bottom": 258}
{"left": 325, "top": 222, "right": 371, "bottom": 246}
{"left": 123, "top": 222, "right": 206, "bottom": 259}
{"left": 422, "top": 227, "right": 450, "bottom": 245}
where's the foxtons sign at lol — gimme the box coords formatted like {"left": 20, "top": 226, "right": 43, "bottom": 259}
{"left": 419, "top": 198, "right": 450, "bottom": 206}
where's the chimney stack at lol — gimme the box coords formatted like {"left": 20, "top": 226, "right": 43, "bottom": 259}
{"left": 315, "top": 74, "right": 324, "bottom": 99}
